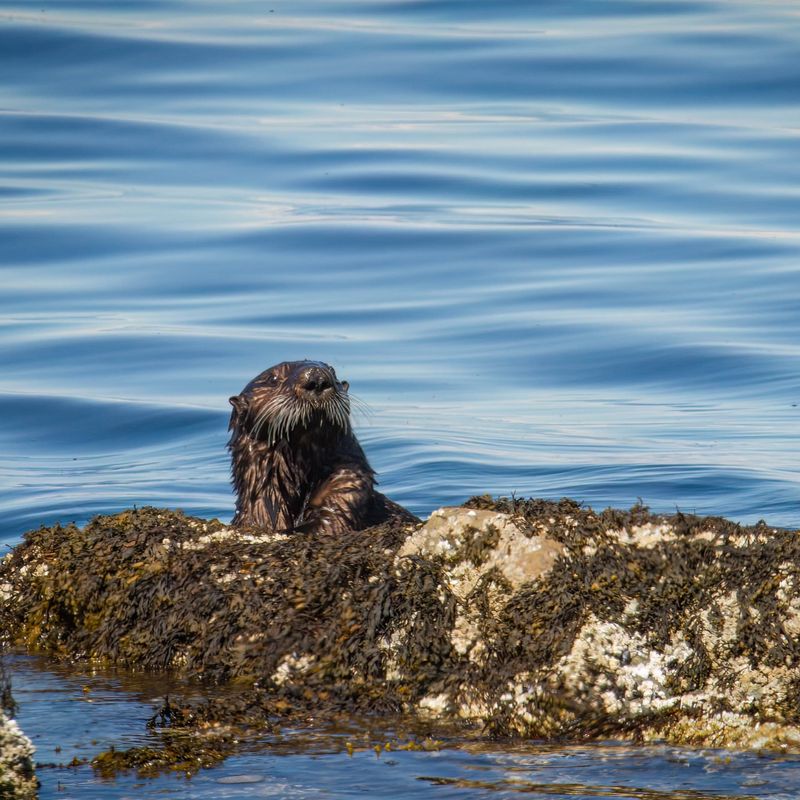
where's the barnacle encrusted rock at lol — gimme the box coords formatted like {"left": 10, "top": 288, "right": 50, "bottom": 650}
{"left": 0, "top": 713, "right": 36, "bottom": 800}
{"left": 395, "top": 506, "right": 563, "bottom": 672}
{"left": 399, "top": 506, "right": 564, "bottom": 594}
{"left": 3, "top": 497, "right": 800, "bottom": 761}
{"left": 0, "top": 660, "right": 37, "bottom": 800}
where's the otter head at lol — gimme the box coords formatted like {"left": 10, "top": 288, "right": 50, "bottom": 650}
{"left": 228, "top": 360, "right": 351, "bottom": 446}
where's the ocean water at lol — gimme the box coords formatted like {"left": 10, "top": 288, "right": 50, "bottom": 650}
{"left": 2, "top": 0, "right": 800, "bottom": 796}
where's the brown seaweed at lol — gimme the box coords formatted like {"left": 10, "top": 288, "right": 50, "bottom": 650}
{"left": 4, "top": 498, "right": 800, "bottom": 774}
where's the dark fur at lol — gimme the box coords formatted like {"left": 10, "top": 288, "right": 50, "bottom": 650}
{"left": 228, "top": 360, "right": 415, "bottom": 533}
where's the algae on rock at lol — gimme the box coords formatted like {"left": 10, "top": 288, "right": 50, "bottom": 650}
{"left": 3, "top": 498, "right": 800, "bottom": 760}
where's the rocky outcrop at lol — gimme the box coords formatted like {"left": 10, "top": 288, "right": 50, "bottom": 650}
{"left": 3, "top": 497, "right": 800, "bottom": 759}
{"left": 0, "top": 713, "right": 36, "bottom": 800}
{"left": 0, "top": 660, "right": 36, "bottom": 800}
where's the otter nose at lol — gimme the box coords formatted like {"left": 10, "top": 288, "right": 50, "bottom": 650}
{"left": 299, "top": 366, "right": 333, "bottom": 395}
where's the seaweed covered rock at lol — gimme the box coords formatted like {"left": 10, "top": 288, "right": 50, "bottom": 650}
{"left": 0, "top": 508, "right": 416, "bottom": 694}
{"left": 456, "top": 497, "right": 800, "bottom": 749}
{"left": 3, "top": 499, "right": 800, "bottom": 753}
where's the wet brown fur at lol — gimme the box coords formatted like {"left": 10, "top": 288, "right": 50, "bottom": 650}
{"left": 228, "top": 360, "right": 415, "bottom": 533}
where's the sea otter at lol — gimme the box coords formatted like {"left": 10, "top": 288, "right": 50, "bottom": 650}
{"left": 228, "top": 360, "right": 415, "bottom": 533}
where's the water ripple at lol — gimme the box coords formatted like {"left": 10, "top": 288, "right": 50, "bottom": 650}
{"left": 1, "top": 0, "right": 799, "bottom": 540}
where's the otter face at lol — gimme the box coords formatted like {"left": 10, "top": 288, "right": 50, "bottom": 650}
{"left": 229, "top": 360, "right": 351, "bottom": 444}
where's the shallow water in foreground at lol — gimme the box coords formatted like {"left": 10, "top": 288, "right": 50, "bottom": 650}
{"left": 2, "top": 0, "right": 800, "bottom": 795}
{"left": 10, "top": 653, "right": 800, "bottom": 800}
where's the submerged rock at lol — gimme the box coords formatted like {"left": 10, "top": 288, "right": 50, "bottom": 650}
{"left": 3, "top": 498, "right": 800, "bottom": 761}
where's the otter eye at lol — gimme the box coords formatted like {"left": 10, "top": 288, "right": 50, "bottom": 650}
{"left": 267, "top": 373, "right": 278, "bottom": 385}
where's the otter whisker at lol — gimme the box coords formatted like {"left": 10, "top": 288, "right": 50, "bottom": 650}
{"left": 255, "top": 395, "right": 288, "bottom": 442}
{"left": 348, "top": 394, "right": 373, "bottom": 422}
{"left": 253, "top": 385, "right": 356, "bottom": 444}
{"left": 257, "top": 395, "right": 294, "bottom": 444}
{"left": 332, "top": 395, "right": 353, "bottom": 433}
{"left": 252, "top": 403, "right": 274, "bottom": 441}
{"left": 273, "top": 402, "right": 293, "bottom": 443}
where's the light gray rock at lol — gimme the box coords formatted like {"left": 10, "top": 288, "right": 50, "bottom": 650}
{"left": 0, "top": 709, "right": 36, "bottom": 800}
{"left": 399, "top": 506, "right": 564, "bottom": 594}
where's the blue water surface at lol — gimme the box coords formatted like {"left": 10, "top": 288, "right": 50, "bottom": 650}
{"left": 2, "top": 0, "right": 800, "bottom": 796}
{"left": 1, "top": 0, "right": 799, "bottom": 539}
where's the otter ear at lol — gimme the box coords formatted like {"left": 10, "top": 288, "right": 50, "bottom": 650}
{"left": 341, "top": 381, "right": 349, "bottom": 392}
{"left": 229, "top": 395, "right": 247, "bottom": 416}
